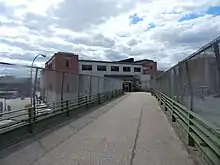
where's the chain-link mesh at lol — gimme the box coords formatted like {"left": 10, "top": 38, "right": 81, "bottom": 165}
{"left": 0, "top": 63, "right": 123, "bottom": 118}
{"left": 150, "top": 37, "right": 220, "bottom": 128}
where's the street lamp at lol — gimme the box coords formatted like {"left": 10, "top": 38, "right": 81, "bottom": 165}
{"left": 30, "top": 54, "right": 47, "bottom": 105}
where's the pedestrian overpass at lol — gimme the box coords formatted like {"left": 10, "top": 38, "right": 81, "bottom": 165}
{"left": 1, "top": 36, "right": 220, "bottom": 165}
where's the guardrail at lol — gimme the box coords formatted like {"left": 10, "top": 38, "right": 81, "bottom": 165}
{"left": 0, "top": 90, "right": 123, "bottom": 150}
{"left": 152, "top": 89, "right": 220, "bottom": 165}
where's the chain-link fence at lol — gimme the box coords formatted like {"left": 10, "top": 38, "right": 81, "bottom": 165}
{"left": 150, "top": 36, "right": 220, "bottom": 128}
{"left": 40, "top": 67, "right": 122, "bottom": 103}
{"left": 0, "top": 62, "right": 122, "bottom": 123}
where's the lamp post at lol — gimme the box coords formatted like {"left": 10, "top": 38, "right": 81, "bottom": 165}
{"left": 30, "top": 54, "right": 46, "bottom": 105}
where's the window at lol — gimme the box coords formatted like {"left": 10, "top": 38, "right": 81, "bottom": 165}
{"left": 82, "top": 65, "right": 92, "bottom": 71}
{"left": 111, "top": 66, "right": 119, "bottom": 72}
{"left": 123, "top": 67, "right": 131, "bottom": 72}
{"left": 150, "top": 66, "right": 153, "bottom": 70}
{"left": 97, "top": 65, "right": 107, "bottom": 71}
{"left": 134, "top": 67, "right": 141, "bottom": 72}
{"left": 66, "top": 60, "right": 69, "bottom": 68}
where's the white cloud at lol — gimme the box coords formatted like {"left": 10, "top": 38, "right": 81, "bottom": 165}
{"left": 0, "top": 0, "right": 220, "bottom": 72}
{"left": 1, "top": 0, "right": 63, "bottom": 16}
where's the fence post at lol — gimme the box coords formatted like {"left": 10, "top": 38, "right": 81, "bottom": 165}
{"left": 185, "top": 61, "right": 195, "bottom": 147}
{"left": 66, "top": 100, "right": 69, "bottom": 117}
{"left": 213, "top": 43, "right": 220, "bottom": 95}
{"left": 32, "top": 68, "right": 39, "bottom": 119}
{"left": 77, "top": 74, "right": 80, "bottom": 106}
{"left": 173, "top": 68, "right": 178, "bottom": 101}
{"left": 89, "top": 76, "right": 92, "bottom": 103}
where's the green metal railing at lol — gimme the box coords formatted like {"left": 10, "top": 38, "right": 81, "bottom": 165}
{"left": 152, "top": 89, "right": 220, "bottom": 165}
{"left": 0, "top": 90, "right": 123, "bottom": 134}
{"left": 0, "top": 89, "right": 124, "bottom": 150}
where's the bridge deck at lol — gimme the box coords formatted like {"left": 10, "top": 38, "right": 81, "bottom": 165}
{"left": 0, "top": 93, "right": 194, "bottom": 165}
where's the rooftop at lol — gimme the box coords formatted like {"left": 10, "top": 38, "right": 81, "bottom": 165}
{"left": 45, "top": 52, "right": 156, "bottom": 66}
{"left": 79, "top": 59, "right": 142, "bottom": 65}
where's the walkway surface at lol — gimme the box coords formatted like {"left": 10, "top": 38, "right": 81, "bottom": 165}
{"left": 0, "top": 93, "right": 194, "bottom": 165}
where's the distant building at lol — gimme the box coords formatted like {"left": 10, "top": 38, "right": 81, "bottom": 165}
{"left": 41, "top": 52, "right": 157, "bottom": 102}
{"left": 0, "top": 76, "right": 31, "bottom": 98}
{"left": 134, "top": 59, "right": 157, "bottom": 78}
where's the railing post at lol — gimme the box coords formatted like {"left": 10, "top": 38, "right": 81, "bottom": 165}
{"left": 160, "top": 93, "right": 163, "bottom": 105}
{"left": 156, "top": 91, "right": 160, "bottom": 101}
{"left": 171, "top": 102, "right": 176, "bottom": 122}
{"left": 106, "top": 91, "right": 108, "bottom": 100}
{"left": 78, "top": 95, "right": 80, "bottom": 106}
{"left": 66, "top": 100, "right": 69, "bottom": 117}
{"left": 98, "top": 93, "right": 101, "bottom": 104}
{"left": 28, "top": 106, "right": 34, "bottom": 133}
{"left": 150, "top": 88, "right": 153, "bottom": 96}
{"left": 164, "top": 99, "right": 167, "bottom": 111}
{"left": 85, "top": 96, "right": 88, "bottom": 108}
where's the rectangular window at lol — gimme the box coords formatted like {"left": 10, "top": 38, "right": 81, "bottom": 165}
{"left": 134, "top": 67, "right": 141, "bottom": 72}
{"left": 66, "top": 60, "right": 69, "bottom": 68}
{"left": 97, "top": 65, "right": 107, "bottom": 71}
{"left": 111, "top": 66, "right": 119, "bottom": 72}
{"left": 123, "top": 67, "right": 131, "bottom": 72}
{"left": 82, "top": 65, "right": 92, "bottom": 71}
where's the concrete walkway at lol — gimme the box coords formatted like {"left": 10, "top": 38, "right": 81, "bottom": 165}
{"left": 0, "top": 93, "right": 194, "bottom": 165}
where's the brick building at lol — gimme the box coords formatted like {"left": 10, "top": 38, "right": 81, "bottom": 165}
{"left": 41, "top": 52, "right": 157, "bottom": 102}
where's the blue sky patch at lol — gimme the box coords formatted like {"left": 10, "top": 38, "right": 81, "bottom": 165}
{"left": 144, "top": 23, "right": 156, "bottom": 32}
{"left": 179, "top": 13, "right": 201, "bottom": 22}
{"left": 148, "top": 23, "right": 155, "bottom": 29}
{"left": 179, "top": 6, "right": 220, "bottom": 22}
{"left": 129, "top": 13, "right": 143, "bottom": 24}
{"left": 206, "top": 6, "right": 220, "bottom": 15}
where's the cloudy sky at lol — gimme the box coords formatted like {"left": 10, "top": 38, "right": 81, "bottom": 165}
{"left": 0, "top": 0, "right": 220, "bottom": 72}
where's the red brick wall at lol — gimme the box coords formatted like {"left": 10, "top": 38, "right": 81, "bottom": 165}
{"left": 52, "top": 53, "right": 79, "bottom": 73}
{"left": 43, "top": 52, "right": 79, "bottom": 94}
{"left": 142, "top": 61, "right": 157, "bottom": 78}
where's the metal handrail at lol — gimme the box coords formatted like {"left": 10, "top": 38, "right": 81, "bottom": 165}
{"left": 152, "top": 89, "right": 220, "bottom": 165}
{"left": 0, "top": 90, "right": 123, "bottom": 133}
